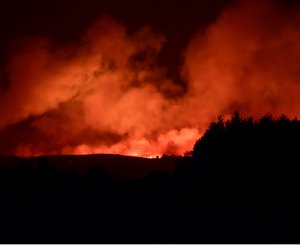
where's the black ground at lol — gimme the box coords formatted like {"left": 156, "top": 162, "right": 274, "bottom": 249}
{"left": 1, "top": 113, "right": 300, "bottom": 243}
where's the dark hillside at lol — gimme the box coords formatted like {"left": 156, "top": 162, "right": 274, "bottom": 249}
{"left": 1, "top": 114, "right": 300, "bottom": 243}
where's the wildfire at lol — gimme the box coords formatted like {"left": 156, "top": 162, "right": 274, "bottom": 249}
{"left": 1, "top": 1, "right": 300, "bottom": 157}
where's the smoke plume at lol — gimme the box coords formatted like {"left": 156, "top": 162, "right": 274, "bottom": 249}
{"left": 1, "top": 1, "right": 300, "bottom": 157}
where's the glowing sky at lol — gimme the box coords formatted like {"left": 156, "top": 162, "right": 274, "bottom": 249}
{"left": 1, "top": 0, "right": 300, "bottom": 157}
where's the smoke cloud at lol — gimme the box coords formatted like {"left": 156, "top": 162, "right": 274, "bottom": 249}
{"left": 1, "top": 1, "right": 300, "bottom": 157}
{"left": 184, "top": 0, "right": 300, "bottom": 119}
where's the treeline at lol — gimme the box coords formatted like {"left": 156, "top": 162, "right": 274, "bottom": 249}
{"left": 1, "top": 113, "right": 300, "bottom": 243}
{"left": 191, "top": 113, "right": 300, "bottom": 204}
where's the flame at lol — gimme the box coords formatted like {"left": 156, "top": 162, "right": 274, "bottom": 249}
{"left": 1, "top": 1, "right": 300, "bottom": 157}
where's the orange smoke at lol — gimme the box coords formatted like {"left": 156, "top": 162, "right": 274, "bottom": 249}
{"left": 1, "top": 1, "right": 300, "bottom": 157}
{"left": 183, "top": 0, "right": 300, "bottom": 120}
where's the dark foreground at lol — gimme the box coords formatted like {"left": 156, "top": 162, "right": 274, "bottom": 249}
{"left": 1, "top": 113, "right": 300, "bottom": 243}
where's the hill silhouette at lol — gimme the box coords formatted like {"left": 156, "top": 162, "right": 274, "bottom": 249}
{"left": 1, "top": 113, "right": 300, "bottom": 243}
{"left": 0, "top": 154, "right": 177, "bottom": 179}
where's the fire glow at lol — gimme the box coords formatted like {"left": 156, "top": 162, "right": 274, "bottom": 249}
{"left": 1, "top": 1, "right": 300, "bottom": 157}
